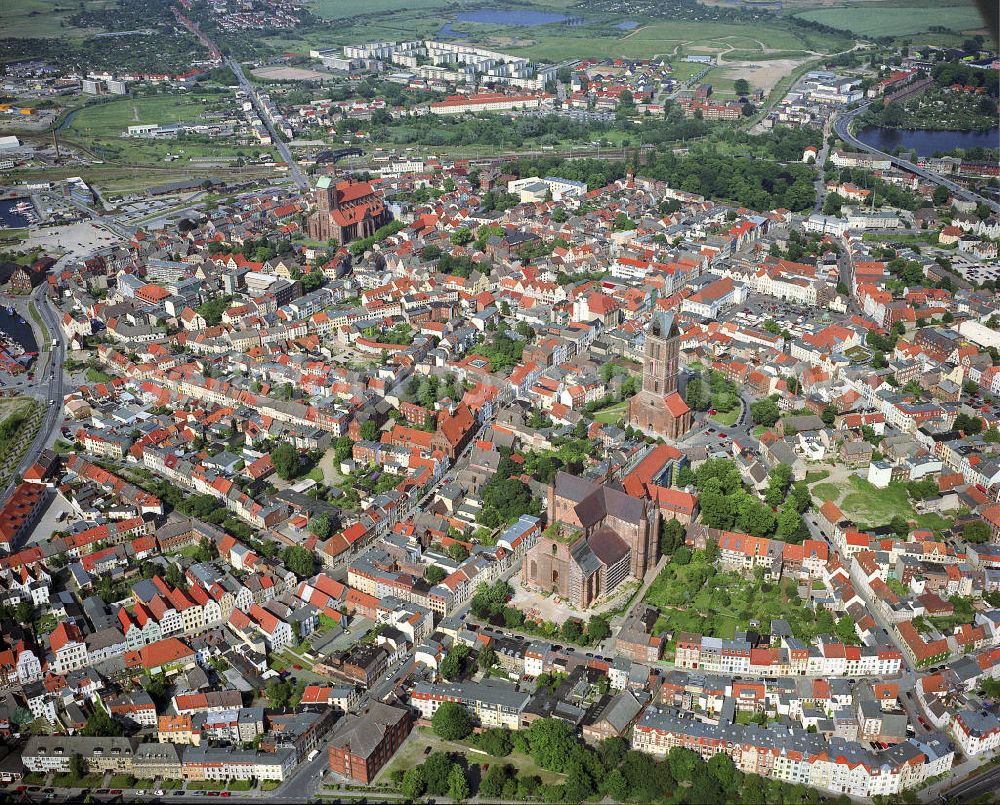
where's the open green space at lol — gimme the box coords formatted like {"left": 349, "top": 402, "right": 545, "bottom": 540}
{"left": 592, "top": 399, "right": 628, "bottom": 424}
{"left": 1, "top": 0, "right": 112, "bottom": 39}
{"left": 275, "top": 13, "right": 849, "bottom": 61}
{"left": 709, "top": 407, "right": 740, "bottom": 426}
{"left": 66, "top": 94, "right": 229, "bottom": 139}
{"left": 810, "top": 474, "right": 950, "bottom": 531}
{"left": 793, "top": 4, "right": 984, "bottom": 36}
{"left": 643, "top": 548, "right": 845, "bottom": 644}
{"left": 311, "top": 0, "right": 451, "bottom": 19}
{"left": 380, "top": 726, "right": 565, "bottom": 786}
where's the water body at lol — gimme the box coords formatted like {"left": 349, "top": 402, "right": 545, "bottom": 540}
{"left": 454, "top": 8, "right": 572, "bottom": 25}
{"left": 0, "top": 198, "right": 32, "bottom": 229}
{"left": 856, "top": 125, "right": 1000, "bottom": 157}
{"left": 439, "top": 7, "right": 578, "bottom": 37}
{"left": 617, "top": 20, "right": 639, "bottom": 30}
{"left": 0, "top": 306, "right": 38, "bottom": 354}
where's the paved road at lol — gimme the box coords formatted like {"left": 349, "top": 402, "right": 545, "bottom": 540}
{"left": 812, "top": 115, "right": 833, "bottom": 213}
{"left": 224, "top": 57, "right": 308, "bottom": 191}
{"left": 0, "top": 288, "right": 64, "bottom": 506}
{"left": 53, "top": 193, "right": 136, "bottom": 239}
{"left": 834, "top": 103, "right": 1000, "bottom": 214}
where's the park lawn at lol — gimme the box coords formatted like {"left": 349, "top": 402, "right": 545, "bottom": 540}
{"left": 593, "top": 400, "right": 628, "bottom": 424}
{"left": 378, "top": 726, "right": 565, "bottom": 786}
{"left": 793, "top": 4, "right": 983, "bottom": 36}
{"left": 710, "top": 408, "right": 740, "bottom": 427}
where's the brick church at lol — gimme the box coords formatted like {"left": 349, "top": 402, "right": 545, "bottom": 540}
{"left": 522, "top": 472, "right": 661, "bottom": 609}
{"left": 306, "top": 176, "right": 389, "bottom": 245}
{"left": 628, "top": 310, "right": 692, "bottom": 440}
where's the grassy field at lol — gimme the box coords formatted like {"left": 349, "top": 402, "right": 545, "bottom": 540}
{"left": 379, "top": 726, "right": 565, "bottom": 786}
{"left": 66, "top": 94, "right": 232, "bottom": 139}
{"left": 3, "top": 0, "right": 112, "bottom": 38}
{"left": 311, "top": 0, "right": 451, "bottom": 19}
{"left": 592, "top": 400, "right": 628, "bottom": 424}
{"left": 811, "top": 475, "right": 950, "bottom": 532}
{"left": 284, "top": 14, "right": 850, "bottom": 60}
{"left": 793, "top": 4, "right": 984, "bottom": 36}
{"left": 709, "top": 407, "right": 740, "bottom": 426}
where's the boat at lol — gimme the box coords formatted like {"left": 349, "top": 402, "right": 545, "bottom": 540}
{"left": 4, "top": 306, "right": 11, "bottom": 315}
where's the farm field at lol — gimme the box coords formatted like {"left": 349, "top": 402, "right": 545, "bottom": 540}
{"left": 793, "top": 4, "right": 984, "bottom": 36}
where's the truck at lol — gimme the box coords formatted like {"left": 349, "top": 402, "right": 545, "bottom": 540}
{"left": 51, "top": 338, "right": 58, "bottom": 350}
{"left": 307, "top": 749, "right": 319, "bottom": 762}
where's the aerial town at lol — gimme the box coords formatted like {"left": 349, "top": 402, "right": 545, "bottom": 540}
{"left": 0, "top": 1, "right": 998, "bottom": 803}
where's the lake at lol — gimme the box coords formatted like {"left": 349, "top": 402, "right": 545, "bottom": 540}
{"left": 454, "top": 8, "right": 571, "bottom": 26}
{"left": 856, "top": 125, "right": 1000, "bottom": 157}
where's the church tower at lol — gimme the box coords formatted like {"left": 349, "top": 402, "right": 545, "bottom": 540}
{"left": 627, "top": 311, "right": 692, "bottom": 440}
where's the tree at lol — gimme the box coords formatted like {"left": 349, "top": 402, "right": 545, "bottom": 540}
{"left": 933, "top": 185, "right": 950, "bottom": 206}
{"left": 835, "top": 615, "right": 858, "bottom": 644}
{"left": 192, "top": 536, "right": 218, "bottom": 563}
{"left": 440, "top": 644, "right": 470, "bottom": 680}
{"left": 270, "top": 442, "right": 299, "bottom": 480}
{"left": 734, "top": 78, "right": 750, "bottom": 95}
{"left": 281, "top": 545, "right": 314, "bottom": 578}
{"left": 425, "top": 564, "right": 447, "bottom": 585}
{"left": 660, "top": 518, "right": 686, "bottom": 556}
{"left": 69, "top": 753, "right": 87, "bottom": 780}
{"left": 82, "top": 706, "right": 124, "bottom": 737}
{"left": 821, "top": 404, "right": 837, "bottom": 427}
{"left": 432, "top": 700, "right": 473, "bottom": 741}
{"left": 603, "top": 767, "right": 629, "bottom": 801}
{"left": 480, "top": 763, "right": 510, "bottom": 798}
{"left": 450, "top": 227, "right": 472, "bottom": 246}
{"left": 478, "top": 642, "right": 497, "bottom": 671}
{"left": 401, "top": 767, "right": 426, "bottom": 799}
{"left": 448, "top": 763, "right": 470, "bottom": 802}
{"left": 308, "top": 513, "right": 332, "bottom": 539}
{"left": 359, "top": 419, "right": 379, "bottom": 441}
{"left": 266, "top": 680, "right": 292, "bottom": 708}
{"left": 447, "top": 542, "right": 469, "bottom": 563}
{"left": 964, "top": 520, "right": 991, "bottom": 544}
{"left": 750, "top": 398, "right": 780, "bottom": 428}
{"left": 474, "top": 728, "right": 512, "bottom": 757}
{"left": 588, "top": 615, "right": 611, "bottom": 643}
{"left": 561, "top": 618, "right": 583, "bottom": 642}
{"left": 165, "top": 563, "right": 187, "bottom": 591}
{"left": 423, "top": 752, "right": 455, "bottom": 796}
{"left": 889, "top": 515, "right": 909, "bottom": 538}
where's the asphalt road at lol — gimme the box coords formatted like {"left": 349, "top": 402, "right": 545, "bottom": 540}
{"left": 0, "top": 288, "right": 64, "bottom": 506}
{"left": 224, "top": 57, "right": 308, "bottom": 191}
{"left": 834, "top": 103, "right": 1000, "bottom": 214}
